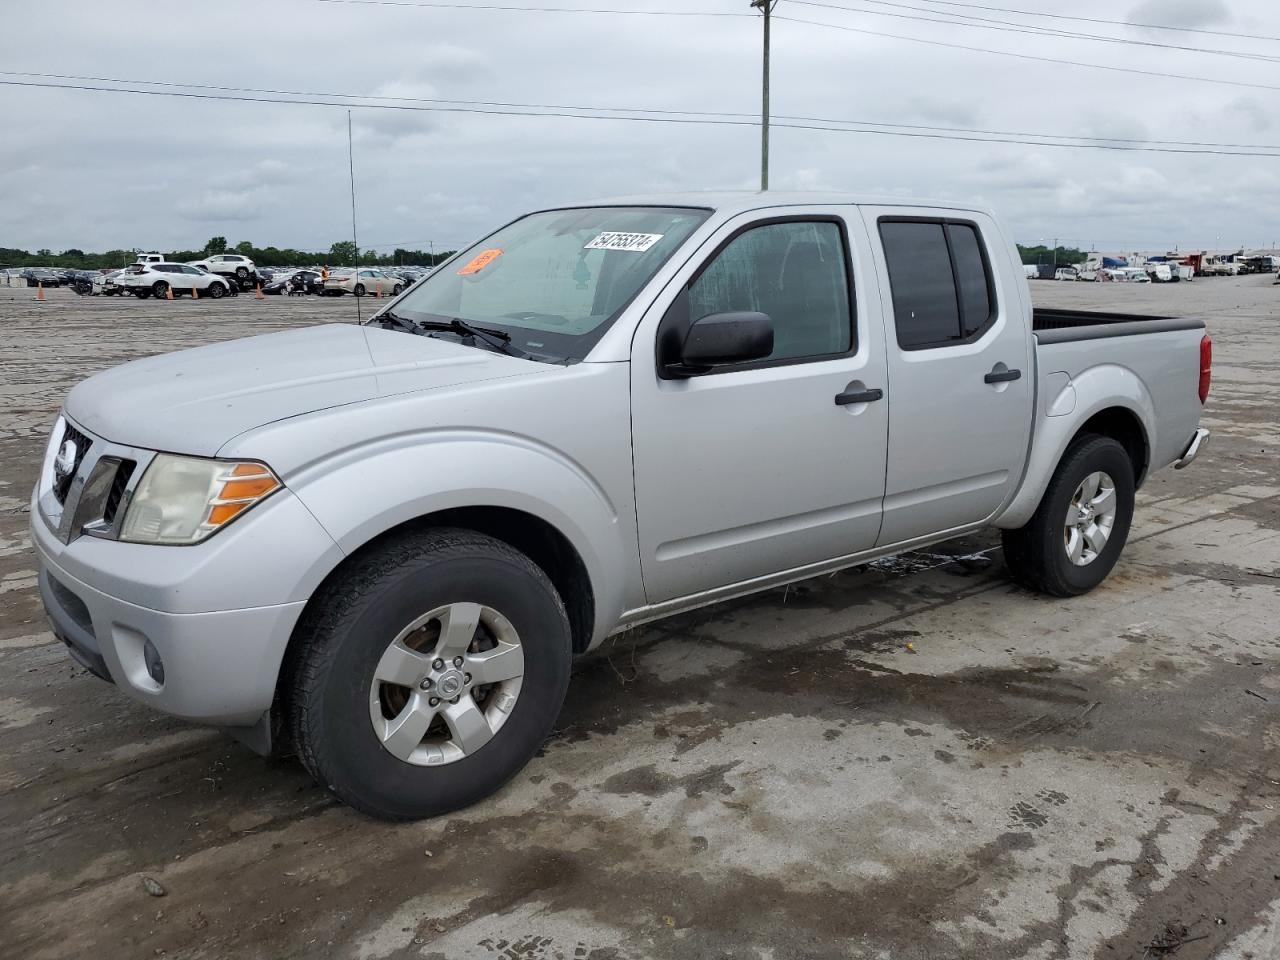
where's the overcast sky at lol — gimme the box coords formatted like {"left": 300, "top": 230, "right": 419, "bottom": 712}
{"left": 2, "top": 0, "right": 1277, "bottom": 257}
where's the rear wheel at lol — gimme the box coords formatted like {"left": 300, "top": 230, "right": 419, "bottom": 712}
{"left": 134, "top": 288, "right": 150, "bottom": 299}
{"left": 392, "top": 284, "right": 403, "bottom": 296}
{"left": 1002, "top": 434, "right": 1135, "bottom": 597}
{"left": 235, "top": 266, "right": 249, "bottom": 282}
{"left": 287, "top": 528, "right": 572, "bottom": 820}
{"left": 152, "top": 281, "right": 169, "bottom": 299}
{"left": 353, "top": 283, "right": 366, "bottom": 297}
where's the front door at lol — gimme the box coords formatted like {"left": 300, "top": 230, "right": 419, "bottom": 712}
{"left": 861, "top": 207, "right": 1034, "bottom": 546}
{"left": 630, "top": 212, "right": 890, "bottom": 603}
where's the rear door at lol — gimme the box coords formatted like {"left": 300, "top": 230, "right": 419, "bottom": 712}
{"left": 861, "top": 207, "right": 1033, "bottom": 546}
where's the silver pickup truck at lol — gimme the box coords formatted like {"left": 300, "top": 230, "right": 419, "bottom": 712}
{"left": 32, "top": 193, "right": 1211, "bottom": 819}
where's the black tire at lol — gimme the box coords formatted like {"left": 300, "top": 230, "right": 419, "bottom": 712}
{"left": 353, "top": 283, "right": 366, "bottom": 297}
{"left": 209, "top": 281, "right": 226, "bottom": 299}
{"left": 1002, "top": 434, "right": 1135, "bottom": 597}
{"left": 392, "top": 284, "right": 403, "bottom": 296}
{"left": 286, "top": 528, "right": 572, "bottom": 820}
{"left": 235, "top": 266, "right": 249, "bottom": 281}
{"left": 152, "top": 281, "right": 169, "bottom": 299}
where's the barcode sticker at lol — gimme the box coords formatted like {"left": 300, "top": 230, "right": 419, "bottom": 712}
{"left": 584, "top": 232, "right": 664, "bottom": 252}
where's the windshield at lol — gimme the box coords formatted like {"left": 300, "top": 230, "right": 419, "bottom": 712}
{"left": 387, "top": 205, "right": 709, "bottom": 362}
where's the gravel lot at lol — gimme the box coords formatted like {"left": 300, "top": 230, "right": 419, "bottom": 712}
{"left": 1, "top": 277, "right": 1277, "bottom": 960}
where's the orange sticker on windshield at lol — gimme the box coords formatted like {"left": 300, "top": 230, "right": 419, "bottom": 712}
{"left": 457, "top": 248, "right": 503, "bottom": 275}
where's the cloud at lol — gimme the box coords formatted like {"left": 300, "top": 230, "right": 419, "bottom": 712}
{"left": 1126, "top": 0, "right": 1231, "bottom": 29}
{"left": 0, "top": 0, "right": 1276, "bottom": 253}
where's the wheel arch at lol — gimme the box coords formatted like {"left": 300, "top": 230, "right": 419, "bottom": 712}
{"left": 997, "top": 384, "right": 1153, "bottom": 531}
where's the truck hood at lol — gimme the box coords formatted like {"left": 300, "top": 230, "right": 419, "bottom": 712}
{"left": 65, "top": 324, "right": 546, "bottom": 456}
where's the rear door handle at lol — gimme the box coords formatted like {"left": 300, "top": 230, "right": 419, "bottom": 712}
{"left": 984, "top": 368, "right": 1022, "bottom": 384}
{"left": 834, "top": 388, "right": 884, "bottom": 405}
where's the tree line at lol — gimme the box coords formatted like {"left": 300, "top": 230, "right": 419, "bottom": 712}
{"left": 0, "top": 237, "right": 456, "bottom": 270}
{"left": 1016, "top": 243, "right": 1088, "bottom": 266}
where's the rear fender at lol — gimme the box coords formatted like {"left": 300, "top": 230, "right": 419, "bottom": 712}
{"left": 996, "top": 364, "right": 1154, "bottom": 529}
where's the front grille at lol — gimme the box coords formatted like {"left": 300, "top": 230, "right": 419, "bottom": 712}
{"left": 52, "top": 421, "right": 92, "bottom": 504}
{"left": 102, "top": 460, "right": 136, "bottom": 525}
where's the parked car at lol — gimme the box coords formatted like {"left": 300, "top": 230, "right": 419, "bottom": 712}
{"left": 263, "top": 269, "right": 323, "bottom": 295}
{"left": 1145, "top": 264, "right": 1173, "bottom": 283}
{"left": 322, "top": 268, "right": 404, "bottom": 297}
{"left": 1123, "top": 268, "right": 1152, "bottom": 283}
{"left": 93, "top": 270, "right": 127, "bottom": 296}
{"left": 187, "top": 253, "right": 257, "bottom": 286}
{"left": 30, "top": 193, "right": 1211, "bottom": 820}
{"left": 120, "top": 262, "right": 234, "bottom": 299}
{"left": 1054, "top": 267, "right": 1077, "bottom": 281}
{"left": 24, "top": 268, "right": 62, "bottom": 288}
{"left": 134, "top": 253, "right": 167, "bottom": 266}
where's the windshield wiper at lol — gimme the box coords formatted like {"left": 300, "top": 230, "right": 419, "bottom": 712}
{"left": 375, "top": 310, "right": 425, "bottom": 335}
{"left": 418, "top": 318, "right": 533, "bottom": 360}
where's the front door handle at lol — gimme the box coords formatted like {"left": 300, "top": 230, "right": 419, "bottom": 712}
{"left": 834, "top": 387, "right": 884, "bottom": 406}
{"left": 984, "top": 368, "right": 1022, "bottom": 384}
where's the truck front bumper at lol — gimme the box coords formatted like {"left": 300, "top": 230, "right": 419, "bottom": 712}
{"left": 30, "top": 487, "right": 337, "bottom": 729}
{"left": 1174, "top": 427, "right": 1210, "bottom": 470}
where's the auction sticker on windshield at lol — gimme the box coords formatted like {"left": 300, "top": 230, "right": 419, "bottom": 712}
{"left": 457, "top": 248, "right": 503, "bottom": 275}
{"left": 584, "top": 232, "right": 664, "bottom": 252}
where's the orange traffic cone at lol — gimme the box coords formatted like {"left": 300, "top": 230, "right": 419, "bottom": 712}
{"left": 191, "top": 284, "right": 199, "bottom": 300}
{"left": 36, "top": 281, "right": 45, "bottom": 301}
{"left": 375, "top": 285, "right": 382, "bottom": 299}
{"left": 255, "top": 283, "right": 264, "bottom": 300}
{"left": 166, "top": 284, "right": 174, "bottom": 301}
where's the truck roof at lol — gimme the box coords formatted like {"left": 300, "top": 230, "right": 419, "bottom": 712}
{"left": 579, "top": 191, "right": 996, "bottom": 218}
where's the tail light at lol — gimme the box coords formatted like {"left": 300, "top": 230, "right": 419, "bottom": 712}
{"left": 1198, "top": 334, "right": 1212, "bottom": 404}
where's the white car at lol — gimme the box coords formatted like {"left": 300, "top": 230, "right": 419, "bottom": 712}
{"left": 187, "top": 253, "right": 257, "bottom": 285}
{"left": 120, "top": 263, "right": 234, "bottom": 299}
{"left": 92, "top": 270, "right": 128, "bottom": 296}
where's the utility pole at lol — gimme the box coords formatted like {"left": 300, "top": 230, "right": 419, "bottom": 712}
{"left": 752, "top": 0, "right": 776, "bottom": 191}
{"left": 1052, "top": 237, "right": 1058, "bottom": 269}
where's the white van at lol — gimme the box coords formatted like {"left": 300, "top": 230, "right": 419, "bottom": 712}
{"left": 1054, "top": 267, "right": 1077, "bottom": 282}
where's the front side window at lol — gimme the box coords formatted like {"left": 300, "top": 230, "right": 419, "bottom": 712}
{"left": 392, "top": 206, "right": 709, "bottom": 363}
{"left": 879, "top": 219, "right": 997, "bottom": 349}
{"left": 688, "top": 220, "right": 853, "bottom": 363}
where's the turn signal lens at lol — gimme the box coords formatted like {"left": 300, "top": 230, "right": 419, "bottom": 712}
{"left": 120, "top": 455, "right": 281, "bottom": 545}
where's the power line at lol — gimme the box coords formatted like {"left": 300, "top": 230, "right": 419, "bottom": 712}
{"left": 7, "top": 77, "right": 1280, "bottom": 157}
{"left": 303, "top": 0, "right": 748, "bottom": 15}
{"left": 773, "top": 14, "right": 1280, "bottom": 93}
{"left": 876, "top": 0, "right": 1280, "bottom": 44}
{"left": 790, "top": 0, "right": 1280, "bottom": 63}
{"left": 7, "top": 70, "right": 1280, "bottom": 151}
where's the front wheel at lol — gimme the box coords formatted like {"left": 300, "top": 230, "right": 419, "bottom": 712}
{"left": 208, "top": 282, "right": 226, "bottom": 299}
{"left": 286, "top": 528, "right": 572, "bottom": 820}
{"left": 235, "top": 267, "right": 249, "bottom": 281}
{"left": 353, "top": 283, "right": 366, "bottom": 297}
{"left": 392, "top": 284, "right": 403, "bottom": 296}
{"left": 1002, "top": 434, "right": 1135, "bottom": 597}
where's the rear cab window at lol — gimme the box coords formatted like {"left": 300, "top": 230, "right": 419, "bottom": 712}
{"left": 878, "top": 218, "right": 997, "bottom": 350}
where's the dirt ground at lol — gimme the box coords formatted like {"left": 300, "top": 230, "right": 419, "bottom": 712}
{"left": 1, "top": 276, "right": 1277, "bottom": 960}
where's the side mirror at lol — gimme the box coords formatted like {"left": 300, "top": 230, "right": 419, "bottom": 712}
{"left": 666, "top": 311, "right": 774, "bottom": 377}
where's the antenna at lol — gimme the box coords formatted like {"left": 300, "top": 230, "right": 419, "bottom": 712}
{"left": 348, "top": 109, "right": 361, "bottom": 324}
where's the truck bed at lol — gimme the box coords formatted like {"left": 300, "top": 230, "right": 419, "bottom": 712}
{"left": 1033, "top": 308, "right": 1205, "bottom": 344}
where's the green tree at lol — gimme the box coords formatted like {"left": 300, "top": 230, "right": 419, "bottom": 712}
{"left": 328, "top": 241, "right": 357, "bottom": 266}
{"left": 206, "top": 236, "right": 228, "bottom": 254}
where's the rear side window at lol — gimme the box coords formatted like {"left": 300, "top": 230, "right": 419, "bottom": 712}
{"left": 879, "top": 219, "right": 997, "bottom": 349}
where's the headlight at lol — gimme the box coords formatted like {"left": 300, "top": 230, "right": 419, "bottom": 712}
{"left": 120, "top": 455, "right": 281, "bottom": 545}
